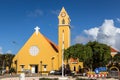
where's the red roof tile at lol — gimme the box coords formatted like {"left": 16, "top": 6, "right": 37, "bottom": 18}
{"left": 111, "top": 47, "right": 118, "bottom": 52}
{"left": 70, "top": 58, "right": 78, "bottom": 63}
{"left": 45, "top": 37, "right": 58, "bottom": 52}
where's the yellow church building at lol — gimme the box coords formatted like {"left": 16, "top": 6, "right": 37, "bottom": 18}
{"left": 12, "top": 7, "right": 83, "bottom": 74}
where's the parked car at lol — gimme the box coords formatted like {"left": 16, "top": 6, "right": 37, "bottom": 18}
{"left": 49, "top": 70, "right": 55, "bottom": 75}
{"left": 49, "top": 70, "right": 62, "bottom": 75}
{"left": 0, "top": 69, "right": 6, "bottom": 75}
{"left": 54, "top": 70, "right": 62, "bottom": 75}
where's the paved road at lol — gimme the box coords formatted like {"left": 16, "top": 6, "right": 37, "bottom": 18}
{"left": 0, "top": 77, "right": 119, "bottom": 80}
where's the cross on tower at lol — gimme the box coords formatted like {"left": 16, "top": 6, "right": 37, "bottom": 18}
{"left": 34, "top": 26, "right": 40, "bottom": 35}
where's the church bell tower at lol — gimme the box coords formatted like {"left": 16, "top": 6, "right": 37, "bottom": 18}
{"left": 58, "top": 7, "right": 71, "bottom": 67}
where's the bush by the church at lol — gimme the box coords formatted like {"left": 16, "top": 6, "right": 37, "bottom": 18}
{"left": 9, "top": 67, "right": 16, "bottom": 73}
{"left": 39, "top": 78, "right": 58, "bottom": 80}
{"left": 76, "top": 78, "right": 96, "bottom": 80}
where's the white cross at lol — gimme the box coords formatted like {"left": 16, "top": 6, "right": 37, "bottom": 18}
{"left": 34, "top": 26, "right": 40, "bottom": 35}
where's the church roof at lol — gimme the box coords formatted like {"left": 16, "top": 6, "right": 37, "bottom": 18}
{"left": 69, "top": 58, "right": 78, "bottom": 64}
{"left": 34, "top": 26, "right": 58, "bottom": 52}
{"left": 44, "top": 37, "right": 58, "bottom": 52}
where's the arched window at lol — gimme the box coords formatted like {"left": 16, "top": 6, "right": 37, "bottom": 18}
{"left": 73, "top": 66, "right": 76, "bottom": 71}
{"left": 62, "top": 19, "right": 65, "bottom": 24}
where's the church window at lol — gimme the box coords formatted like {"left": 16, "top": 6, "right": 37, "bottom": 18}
{"left": 43, "top": 65, "right": 47, "bottom": 71}
{"left": 20, "top": 65, "right": 25, "bottom": 71}
{"left": 62, "top": 19, "right": 65, "bottom": 24}
{"left": 73, "top": 66, "right": 76, "bottom": 71}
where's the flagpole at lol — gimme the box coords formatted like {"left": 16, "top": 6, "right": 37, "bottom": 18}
{"left": 62, "top": 30, "right": 64, "bottom": 77}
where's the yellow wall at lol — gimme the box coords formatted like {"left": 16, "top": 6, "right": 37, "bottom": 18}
{"left": 58, "top": 26, "right": 70, "bottom": 68}
{"left": 13, "top": 32, "right": 59, "bottom": 73}
{"left": 69, "top": 62, "right": 83, "bottom": 72}
{"left": 58, "top": 7, "right": 71, "bottom": 68}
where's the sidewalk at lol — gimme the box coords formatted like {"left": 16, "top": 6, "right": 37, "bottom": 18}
{"left": 0, "top": 76, "right": 119, "bottom": 80}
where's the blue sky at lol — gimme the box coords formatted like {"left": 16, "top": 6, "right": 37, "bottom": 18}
{"left": 0, "top": 0, "right": 120, "bottom": 54}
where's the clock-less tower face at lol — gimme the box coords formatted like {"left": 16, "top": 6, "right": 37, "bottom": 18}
{"left": 29, "top": 46, "right": 39, "bottom": 56}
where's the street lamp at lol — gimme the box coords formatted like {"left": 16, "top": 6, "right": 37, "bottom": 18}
{"left": 40, "top": 61, "right": 42, "bottom": 76}
{"left": 51, "top": 56, "right": 55, "bottom": 70}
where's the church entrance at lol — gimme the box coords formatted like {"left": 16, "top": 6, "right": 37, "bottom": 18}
{"left": 31, "top": 65, "right": 38, "bottom": 73}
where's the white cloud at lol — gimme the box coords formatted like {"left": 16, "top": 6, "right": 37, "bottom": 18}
{"left": 74, "top": 19, "right": 120, "bottom": 51}
{"left": 70, "top": 25, "right": 75, "bottom": 29}
{"left": 51, "top": 10, "right": 60, "bottom": 16}
{"left": 0, "top": 47, "right": 3, "bottom": 54}
{"left": 6, "top": 50, "right": 12, "bottom": 54}
{"left": 96, "top": 20, "right": 116, "bottom": 46}
{"left": 117, "top": 18, "right": 120, "bottom": 23}
{"left": 28, "top": 9, "right": 43, "bottom": 17}
{"left": 74, "top": 35, "right": 89, "bottom": 44}
{"left": 84, "top": 27, "right": 99, "bottom": 40}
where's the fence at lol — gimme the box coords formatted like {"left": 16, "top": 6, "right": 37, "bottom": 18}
{"left": 109, "top": 71, "right": 120, "bottom": 79}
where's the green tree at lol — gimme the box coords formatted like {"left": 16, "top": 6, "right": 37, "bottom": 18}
{"left": 112, "top": 53, "right": 120, "bottom": 69}
{"left": 0, "top": 54, "right": 3, "bottom": 70}
{"left": 86, "top": 41, "right": 111, "bottom": 70}
{"left": 5, "top": 53, "right": 15, "bottom": 69}
{"left": 0, "top": 53, "right": 14, "bottom": 71}
{"left": 113, "top": 53, "right": 120, "bottom": 63}
{"left": 1, "top": 54, "right": 6, "bottom": 69}
{"left": 82, "top": 45, "right": 93, "bottom": 69}
{"left": 64, "top": 41, "right": 111, "bottom": 71}
{"left": 64, "top": 44, "right": 84, "bottom": 63}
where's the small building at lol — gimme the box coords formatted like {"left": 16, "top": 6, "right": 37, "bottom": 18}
{"left": 111, "top": 47, "right": 119, "bottom": 57}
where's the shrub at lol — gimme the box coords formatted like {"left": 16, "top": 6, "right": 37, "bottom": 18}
{"left": 39, "top": 78, "right": 58, "bottom": 80}
{"left": 76, "top": 78, "right": 96, "bottom": 80}
{"left": 9, "top": 67, "right": 16, "bottom": 73}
